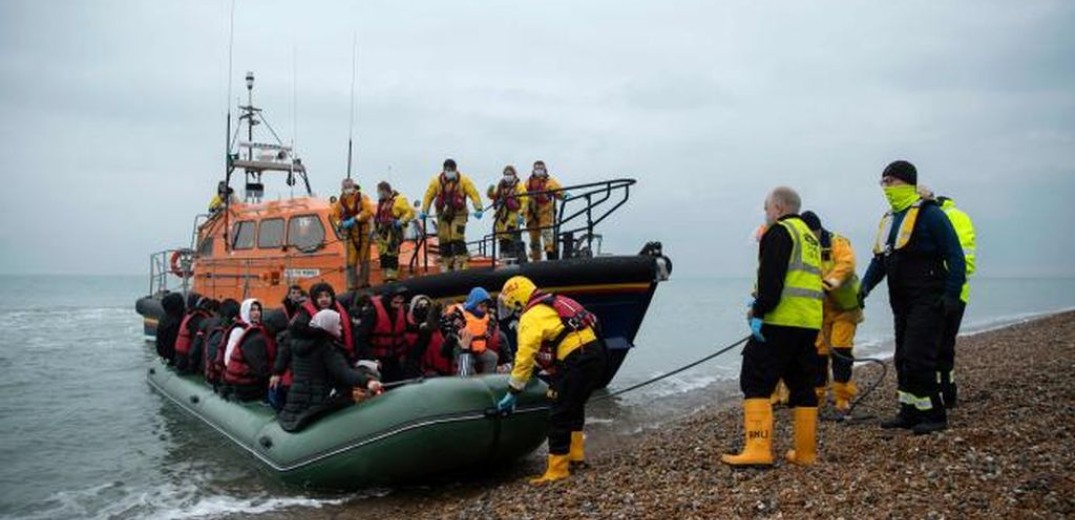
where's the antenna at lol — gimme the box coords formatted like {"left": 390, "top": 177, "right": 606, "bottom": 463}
{"left": 223, "top": 0, "right": 237, "bottom": 252}
{"left": 346, "top": 32, "right": 357, "bottom": 180}
{"left": 291, "top": 44, "right": 297, "bottom": 199}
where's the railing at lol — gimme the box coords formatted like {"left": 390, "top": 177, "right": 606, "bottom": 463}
{"left": 148, "top": 248, "right": 192, "bottom": 297}
{"left": 411, "top": 178, "right": 636, "bottom": 268}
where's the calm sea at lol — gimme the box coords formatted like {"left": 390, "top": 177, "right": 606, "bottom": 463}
{"left": 1, "top": 274, "right": 1072, "bottom": 519}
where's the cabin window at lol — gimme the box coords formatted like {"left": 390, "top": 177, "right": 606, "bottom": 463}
{"left": 232, "top": 221, "right": 256, "bottom": 250}
{"left": 287, "top": 214, "right": 325, "bottom": 253}
{"left": 197, "top": 236, "right": 214, "bottom": 257}
{"left": 258, "top": 218, "right": 285, "bottom": 249}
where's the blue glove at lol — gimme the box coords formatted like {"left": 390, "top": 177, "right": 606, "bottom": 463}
{"left": 341, "top": 217, "right": 356, "bottom": 230}
{"left": 418, "top": 211, "right": 428, "bottom": 220}
{"left": 517, "top": 215, "right": 525, "bottom": 227}
{"left": 473, "top": 209, "right": 484, "bottom": 220}
{"left": 561, "top": 191, "right": 571, "bottom": 199}
{"left": 496, "top": 392, "right": 516, "bottom": 413}
{"left": 749, "top": 317, "right": 766, "bottom": 342}
{"left": 392, "top": 219, "right": 403, "bottom": 230}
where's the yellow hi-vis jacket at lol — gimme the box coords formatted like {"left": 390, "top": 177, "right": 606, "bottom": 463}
{"left": 764, "top": 218, "right": 824, "bottom": 329}
{"left": 940, "top": 199, "right": 976, "bottom": 303}
{"left": 508, "top": 304, "right": 597, "bottom": 391}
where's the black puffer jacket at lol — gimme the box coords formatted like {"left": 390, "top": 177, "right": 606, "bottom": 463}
{"left": 155, "top": 292, "right": 186, "bottom": 364}
{"left": 277, "top": 329, "right": 372, "bottom": 433}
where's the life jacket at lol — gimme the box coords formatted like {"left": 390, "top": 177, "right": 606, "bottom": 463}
{"left": 407, "top": 315, "right": 452, "bottom": 376}
{"left": 376, "top": 193, "right": 399, "bottom": 226}
{"left": 524, "top": 292, "right": 598, "bottom": 373}
{"left": 203, "top": 322, "right": 231, "bottom": 385}
{"left": 369, "top": 296, "right": 407, "bottom": 358}
{"left": 301, "top": 300, "right": 354, "bottom": 358}
{"left": 174, "top": 309, "right": 211, "bottom": 359}
{"left": 449, "top": 303, "right": 492, "bottom": 354}
{"left": 339, "top": 192, "right": 365, "bottom": 220}
{"left": 223, "top": 323, "right": 277, "bottom": 387}
{"left": 435, "top": 174, "right": 467, "bottom": 212}
{"left": 495, "top": 180, "right": 522, "bottom": 213}
{"left": 873, "top": 199, "right": 925, "bottom": 256}
{"left": 527, "top": 176, "right": 552, "bottom": 205}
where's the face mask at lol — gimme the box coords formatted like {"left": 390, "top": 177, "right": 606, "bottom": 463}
{"left": 883, "top": 185, "right": 919, "bottom": 212}
{"left": 378, "top": 191, "right": 390, "bottom": 200}
{"left": 444, "top": 170, "right": 458, "bottom": 180}
{"left": 503, "top": 173, "right": 516, "bottom": 182}
{"left": 533, "top": 168, "right": 546, "bottom": 177}
{"left": 342, "top": 187, "right": 356, "bottom": 196}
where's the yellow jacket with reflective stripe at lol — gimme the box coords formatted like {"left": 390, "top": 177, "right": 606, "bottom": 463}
{"left": 508, "top": 304, "right": 597, "bottom": 391}
{"left": 764, "top": 217, "right": 824, "bottom": 329}
{"left": 940, "top": 199, "right": 976, "bottom": 303}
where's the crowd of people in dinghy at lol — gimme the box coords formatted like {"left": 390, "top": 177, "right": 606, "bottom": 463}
{"left": 154, "top": 282, "right": 514, "bottom": 432}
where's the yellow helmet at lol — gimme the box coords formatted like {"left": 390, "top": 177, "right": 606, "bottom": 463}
{"left": 499, "top": 276, "right": 537, "bottom": 315}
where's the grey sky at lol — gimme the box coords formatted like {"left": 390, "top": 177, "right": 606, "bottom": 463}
{"left": 1, "top": 1, "right": 1073, "bottom": 277}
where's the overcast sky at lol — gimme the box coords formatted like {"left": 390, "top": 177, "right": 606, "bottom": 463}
{"left": 1, "top": 1, "right": 1073, "bottom": 278}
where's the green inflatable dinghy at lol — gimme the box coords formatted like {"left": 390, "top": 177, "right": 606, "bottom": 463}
{"left": 147, "top": 360, "right": 550, "bottom": 489}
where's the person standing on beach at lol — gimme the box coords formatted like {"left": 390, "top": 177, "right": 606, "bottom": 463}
{"left": 859, "top": 161, "right": 965, "bottom": 435}
{"left": 917, "top": 185, "right": 977, "bottom": 408}
{"left": 495, "top": 275, "right": 607, "bottom": 483}
{"left": 800, "top": 211, "right": 865, "bottom": 419}
{"left": 723, "top": 186, "right": 823, "bottom": 467}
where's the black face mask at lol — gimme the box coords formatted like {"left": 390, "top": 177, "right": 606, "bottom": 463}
{"left": 413, "top": 305, "right": 429, "bottom": 322}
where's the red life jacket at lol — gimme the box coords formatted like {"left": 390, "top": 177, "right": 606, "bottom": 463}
{"left": 174, "top": 309, "right": 211, "bottom": 358}
{"left": 435, "top": 174, "right": 467, "bottom": 212}
{"left": 203, "top": 322, "right": 231, "bottom": 384}
{"left": 495, "top": 180, "right": 521, "bottom": 212}
{"left": 340, "top": 192, "right": 364, "bottom": 219}
{"left": 375, "top": 193, "right": 399, "bottom": 226}
{"left": 527, "top": 176, "right": 552, "bottom": 205}
{"left": 524, "top": 292, "right": 598, "bottom": 373}
{"left": 223, "top": 323, "right": 278, "bottom": 387}
{"left": 411, "top": 322, "right": 452, "bottom": 376}
{"left": 369, "top": 296, "right": 407, "bottom": 358}
{"left": 302, "top": 300, "right": 354, "bottom": 358}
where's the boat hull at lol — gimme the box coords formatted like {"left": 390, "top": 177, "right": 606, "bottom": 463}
{"left": 147, "top": 359, "right": 550, "bottom": 489}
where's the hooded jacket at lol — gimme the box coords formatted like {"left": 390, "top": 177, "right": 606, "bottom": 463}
{"left": 155, "top": 292, "right": 187, "bottom": 363}
{"left": 277, "top": 309, "right": 373, "bottom": 432}
{"left": 289, "top": 283, "right": 354, "bottom": 359}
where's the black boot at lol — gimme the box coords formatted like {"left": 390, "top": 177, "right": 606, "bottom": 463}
{"left": 912, "top": 396, "right": 948, "bottom": 435}
{"left": 880, "top": 404, "right": 918, "bottom": 430}
{"left": 546, "top": 249, "right": 559, "bottom": 261}
{"left": 940, "top": 372, "right": 958, "bottom": 408}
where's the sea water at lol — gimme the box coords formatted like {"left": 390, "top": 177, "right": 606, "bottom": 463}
{"left": 0, "top": 274, "right": 1072, "bottom": 519}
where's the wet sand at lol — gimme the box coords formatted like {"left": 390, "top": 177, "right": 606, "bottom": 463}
{"left": 252, "top": 311, "right": 1075, "bottom": 519}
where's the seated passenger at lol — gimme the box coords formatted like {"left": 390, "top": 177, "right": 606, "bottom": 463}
{"left": 277, "top": 309, "right": 383, "bottom": 433}
{"left": 356, "top": 288, "right": 410, "bottom": 383}
{"left": 446, "top": 287, "right": 500, "bottom": 375}
{"left": 203, "top": 298, "right": 240, "bottom": 389}
{"left": 289, "top": 282, "right": 354, "bottom": 362}
{"left": 223, "top": 299, "right": 277, "bottom": 401}
{"left": 281, "top": 284, "right": 307, "bottom": 321}
{"left": 175, "top": 296, "right": 216, "bottom": 374}
{"left": 155, "top": 292, "right": 187, "bottom": 365}
{"left": 403, "top": 295, "right": 444, "bottom": 378}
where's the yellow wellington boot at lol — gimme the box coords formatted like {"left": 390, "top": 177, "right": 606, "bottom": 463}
{"left": 833, "top": 381, "right": 858, "bottom": 412}
{"left": 721, "top": 398, "right": 774, "bottom": 466}
{"left": 785, "top": 407, "right": 818, "bottom": 466}
{"left": 530, "top": 454, "right": 571, "bottom": 484}
{"left": 569, "top": 431, "right": 586, "bottom": 465}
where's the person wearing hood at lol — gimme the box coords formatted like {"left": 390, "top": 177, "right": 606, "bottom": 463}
{"left": 277, "top": 309, "right": 383, "bottom": 433}
{"left": 445, "top": 287, "right": 501, "bottom": 375}
{"left": 356, "top": 287, "right": 410, "bottom": 383}
{"left": 223, "top": 298, "right": 278, "bottom": 401}
{"left": 487, "top": 165, "right": 529, "bottom": 263}
{"left": 373, "top": 181, "right": 415, "bottom": 283}
{"left": 800, "top": 211, "right": 865, "bottom": 418}
{"left": 332, "top": 178, "right": 376, "bottom": 291}
{"left": 403, "top": 295, "right": 450, "bottom": 377}
{"left": 155, "top": 292, "right": 187, "bottom": 365}
{"left": 525, "top": 160, "right": 566, "bottom": 262}
{"left": 860, "top": 161, "right": 966, "bottom": 434}
{"left": 288, "top": 282, "right": 354, "bottom": 361}
{"left": 175, "top": 295, "right": 216, "bottom": 374}
{"left": 281, "top": 285, "right": 307, "bottom": 321}
{"left": 203, "top": 298, "right": 240, "bottom": 388}
{"left": 419, "top": 158, "right": 484, "bottom": 272}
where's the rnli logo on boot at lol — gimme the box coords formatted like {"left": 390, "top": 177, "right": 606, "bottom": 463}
{"left": 748, "top": 430, "right": 769, "bottom": 440}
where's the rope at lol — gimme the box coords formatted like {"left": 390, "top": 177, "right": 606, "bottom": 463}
{"left": 592, "top": 336, "right": 750, "bottom": 402}
{"left": 829, "top": 348, "right": 888, "bottom": 415}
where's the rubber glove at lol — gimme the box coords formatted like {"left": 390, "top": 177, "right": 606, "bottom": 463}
{"left": 496, "top": 392, "right": 517, "bottom": 413}
{"left": 517, "top": 215, "right": 525, "bottom": 227}
{"left": 473, "top": 209, "right": 484, "bottom": 220}
{"left": 392, "top": 219, "right": 402, "bottom": 231}
{"left": 749, "top": 317, "right": 766, "bottom": 342}
{"left": 341, "top": 217, "right": 356, "bottom": 230}
{"left": 857, "top": 289, "right": 869, "bottom": 310}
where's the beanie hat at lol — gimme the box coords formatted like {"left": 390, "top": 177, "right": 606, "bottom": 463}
{"left": 800, "top": 210, "right": 822, "bottom": 231}
{"left": 882, "top": 160, "right": 917, "bottom": 185}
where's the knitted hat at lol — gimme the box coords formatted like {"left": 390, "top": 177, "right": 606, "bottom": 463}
{"left": 882, "top": 160, "right": 917, "bottom": 185}
{"left": 800, "top": 210, "right": 822, "bottom": 231}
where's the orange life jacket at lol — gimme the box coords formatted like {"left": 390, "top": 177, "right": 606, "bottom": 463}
{"left": 449, "top": 303, "right": 493, "bottom": 354}
{"left": 369, "top": 296, "right": 407, "bottom": 358}
{"left": 435, "top": 174, "right": 467, "bottom": 212}
{"left": 223, "top": 323, "right": 277, "bottom": 387}
{"left": 527, "top": 176, "right": 552, "bottom": 205}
